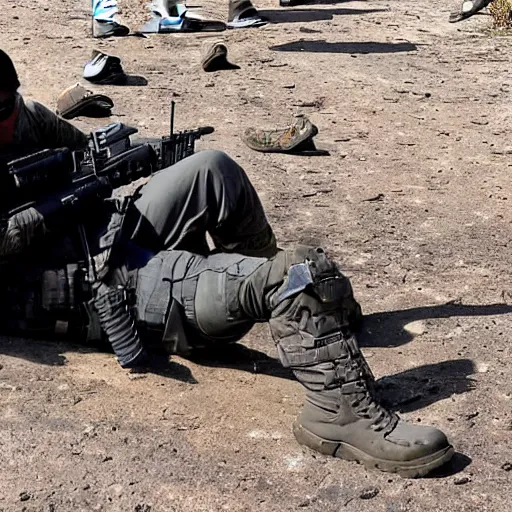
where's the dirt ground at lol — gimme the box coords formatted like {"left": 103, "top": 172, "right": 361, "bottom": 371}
{"left": 1, "top": 0, "right": 512, "bottom": 510}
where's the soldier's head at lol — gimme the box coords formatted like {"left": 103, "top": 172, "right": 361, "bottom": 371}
{"left": 0, "top": 50, "right": 20, "bottom": 120}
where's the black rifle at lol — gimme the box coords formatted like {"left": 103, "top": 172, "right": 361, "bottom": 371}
{"left": 4, "top": 101, "right": 214, "bottom": 216}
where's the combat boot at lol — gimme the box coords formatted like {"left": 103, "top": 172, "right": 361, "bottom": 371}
{"left": 291, "top": 338, "right": 453, "bottom": 477}
{"left": 259, "top": 247, "right": 454, "bottom": 477}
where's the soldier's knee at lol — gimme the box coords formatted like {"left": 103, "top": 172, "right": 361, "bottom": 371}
{"left": 271, "top": 246, "right": 363, "bottom": 328}
{"left": 195, "top": 149, "right": 246, "bottom": 184}
{"left": 195, "top": 149, "right": 236, "bottom": 173}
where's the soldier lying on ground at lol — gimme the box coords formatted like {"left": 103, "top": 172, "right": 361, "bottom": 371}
{"left": 0, "top": 50, "right": 454, "bottom": 477}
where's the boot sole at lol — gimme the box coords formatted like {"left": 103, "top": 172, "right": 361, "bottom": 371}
{"left": 293, "top": 422, "right": 455, "bottom": 478}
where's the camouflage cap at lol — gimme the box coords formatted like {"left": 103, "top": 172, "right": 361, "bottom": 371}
{"left": 56, "top": 83, "right": 114, "bottom": 119}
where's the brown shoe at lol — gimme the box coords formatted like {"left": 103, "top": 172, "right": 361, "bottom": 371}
{"left": 201, "top": 40, "right": 240, "bottom": 72}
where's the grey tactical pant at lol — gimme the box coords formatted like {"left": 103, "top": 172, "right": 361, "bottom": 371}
{"left": 129, "top": 150, "right": 279, "bottom": 348}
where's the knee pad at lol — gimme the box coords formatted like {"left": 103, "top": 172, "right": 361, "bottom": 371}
{"left": 270, "top": 246, "right": 353, "bottom": 307}
{"left": 267, "top": 247, "right": 363, "bottom": 369}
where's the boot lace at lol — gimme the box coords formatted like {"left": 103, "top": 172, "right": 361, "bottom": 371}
{"left": 334, "top": 340, "right": 398, "bottom": 434}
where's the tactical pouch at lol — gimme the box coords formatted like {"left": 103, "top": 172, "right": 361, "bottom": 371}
{"left": 41, "top": 264, "right": 79, "bottom": 312}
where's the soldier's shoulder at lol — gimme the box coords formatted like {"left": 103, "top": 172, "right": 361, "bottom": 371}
{"left": 24, "top": 98, "right": 50, "bottom": 114}
{"left": 23, "top": 98, "right": 58, "bottom": 123}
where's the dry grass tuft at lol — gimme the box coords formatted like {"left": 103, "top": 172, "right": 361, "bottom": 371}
{"left": 490, "top": 0, "right": 512, "bottom": 29}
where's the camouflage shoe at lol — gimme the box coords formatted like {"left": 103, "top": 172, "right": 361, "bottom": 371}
{"left": 243, "top": 115, "right": 318, "bottom": 153}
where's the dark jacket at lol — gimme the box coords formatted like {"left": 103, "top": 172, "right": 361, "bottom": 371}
{"left": 3, "top": 94, "right": 88, "bottom": 157}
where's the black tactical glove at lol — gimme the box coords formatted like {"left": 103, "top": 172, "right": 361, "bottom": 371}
{"left": 0, "top": 207, "right": 47, "bottom": 257}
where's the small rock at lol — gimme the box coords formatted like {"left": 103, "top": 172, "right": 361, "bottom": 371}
{"left": 476, "top": 362, "right": 489, "bottom": 373}
{"left": 110, "top": 484, "right": 123, "bottom": 498}
{"left": 128, "top": 373, "right": 147, "bottom": 381}
{"left": 20, "top": 492, "right": 31, "bottom": 502}
{"left": 362, "top": 193, "right": 385, "bottom": 203}
{"left": 501, "top": 462, "right": 512, "bottom": 471}
{"left": 404, "top": 320, "right": 426, "bottom": 336}
{"left": 454, "top": 476, "right": 470, "bottom": 485}
{"left": 283, "top": 83, "right": 296, "bottom": 89}
{"left": 299, "top": 26, "right": 322, "bottom": 34}
{"left": 360, "top": 487, "right": 379, "bottom": 500}
{"left": 387, "top": 503, "right": 407, "bottom": 512}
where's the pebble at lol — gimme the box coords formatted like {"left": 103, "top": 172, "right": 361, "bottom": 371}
{"left": 128, "top": 373, "right": 147, "bottom": 381}
{"left": 454, "top": 476, "right": 470, "bottom": 485}
{"left": 404, "top": 320, "right": 426, "bottom": 336}
{"left": 360, "top": 487, "right": 379, "bottom": 500}
{"left": 501, "top": 462, "right": 512, "bottom": 471}
{"left": 19, "top": 492, "right": 31, "bottom": 502}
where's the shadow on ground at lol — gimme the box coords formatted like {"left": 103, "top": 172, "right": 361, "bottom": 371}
{"left": 429, "top": 452, "right": 473, "bottom": 477}
{"left": 270, "top": 40, "right": 418, "bottom": 53}
{"left": 377, "top": 359, "right": 476, "bottom": 413}
{"left": 260, "top": 7, "right": 387, "bottom": 23}
{"left": 358, "top": 302, "right": 512, "bottom": 347}
{"left": 122, "top": 75, "right": 148, "bottom": 86}
{"left": 0, "top": 341, "right": 478, "bottom": 414}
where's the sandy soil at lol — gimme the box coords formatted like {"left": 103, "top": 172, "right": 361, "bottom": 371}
{"left": 1, "top": 0, "right": 512, "bottom": 510}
